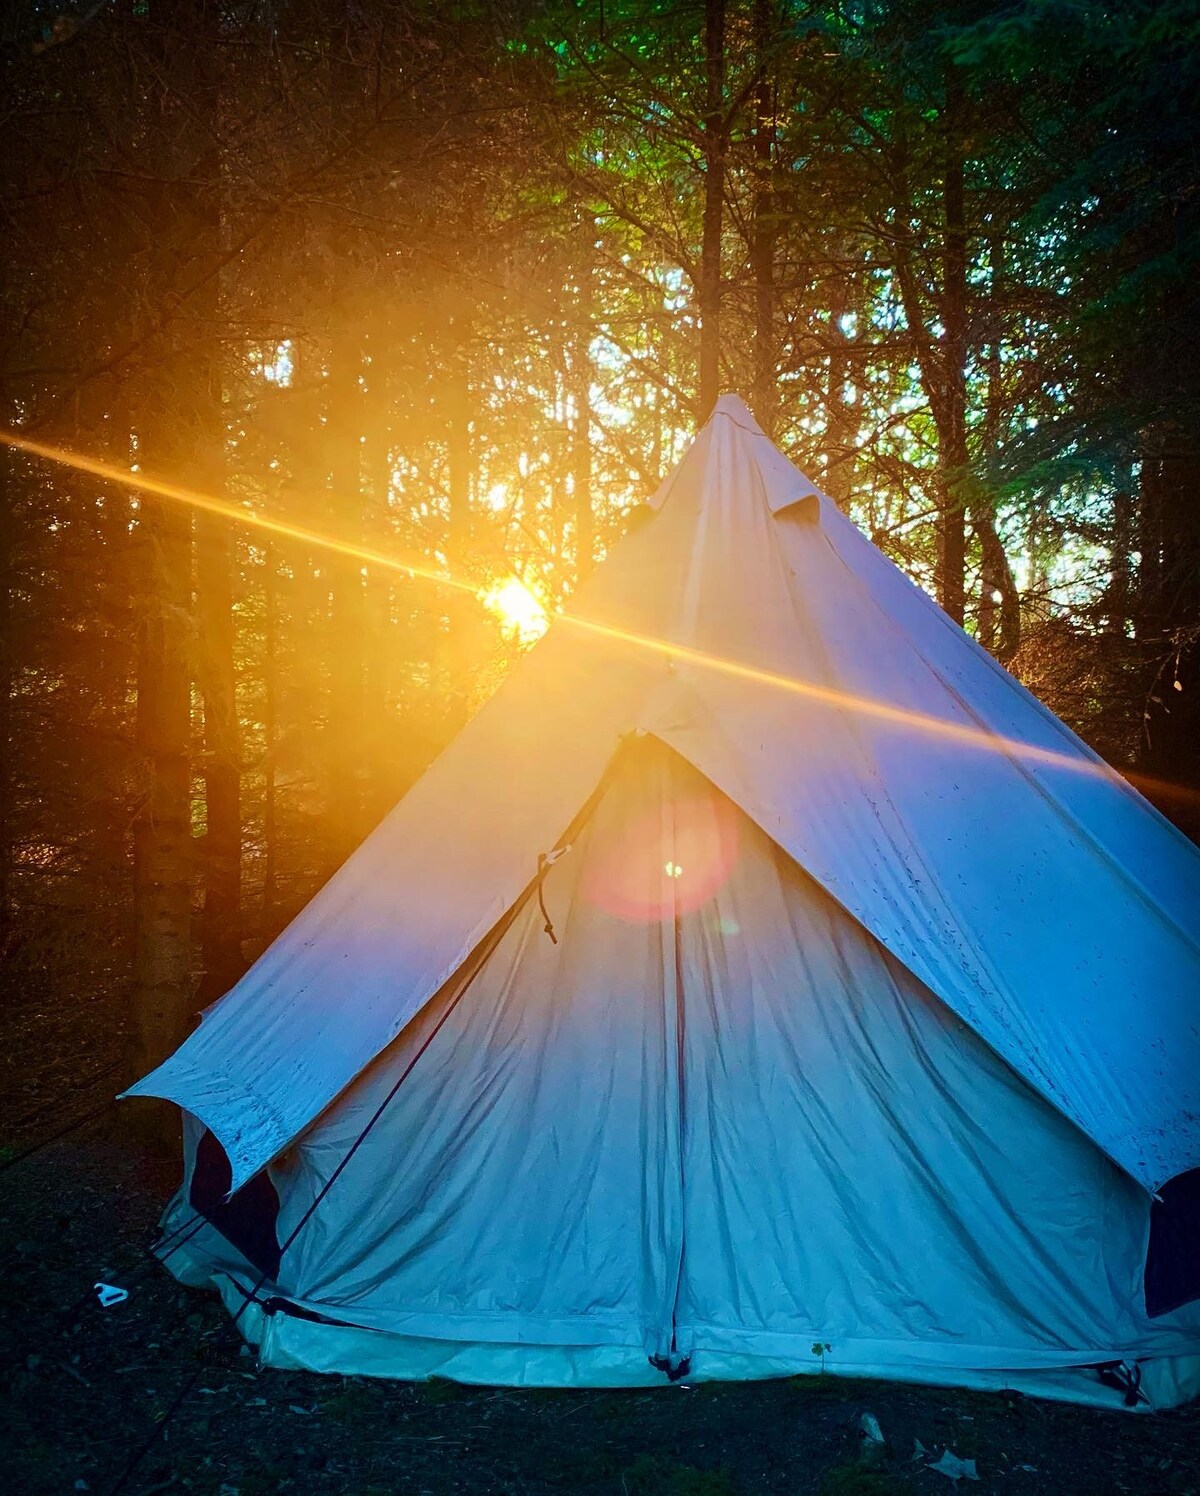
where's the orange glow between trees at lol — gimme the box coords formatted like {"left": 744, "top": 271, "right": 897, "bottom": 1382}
{"left": 2, "top": 426, "right": 1196, "bottom": 810}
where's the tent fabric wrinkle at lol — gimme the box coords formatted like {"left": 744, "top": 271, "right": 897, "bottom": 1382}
{"left": 156, "top": 735, "right": 1200, "bottom": 1402}
{"left": 128, "top": 392, "right": 1200, "bottom": 1192}
{"left": 130, "top": 391, "right": 1200, "bottom": 1401}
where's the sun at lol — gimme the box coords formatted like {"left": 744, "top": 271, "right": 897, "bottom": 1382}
{"left": 480, "top": 576, "right": 549, "bottom": 643}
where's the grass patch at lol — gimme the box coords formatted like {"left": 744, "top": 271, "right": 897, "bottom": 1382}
{"left": 419, "top": 1375, "right": 472, "bottom": 1404}
{"left": 545, "top": 1448, "right": 624, "bottom": 1487}
{"left": 320, "top": 1379, "right": 378, "bottom": 1421}
{"left": 621, "top": 1453, "right": 737, "bottom": 1495}
{"left": 818, "top": 1463, "right": 914, "bottom": 1495}
{"left": 787, "top": 1372, "right": 875, "bottom": 1402}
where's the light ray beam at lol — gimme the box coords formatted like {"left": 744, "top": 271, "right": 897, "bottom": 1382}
{"left": 564, "top": 614, "right": 1102, "bottom": 778}
{"left": 4, "top": 428, "right": 1192, "bottom": 807}
{"left": 1, "top": 430, "right": 480, "bottom": 600}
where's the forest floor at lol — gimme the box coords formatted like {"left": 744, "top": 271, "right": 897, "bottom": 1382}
{"left": 3, "top": 1107, "right": 1200, "bottom": 1496}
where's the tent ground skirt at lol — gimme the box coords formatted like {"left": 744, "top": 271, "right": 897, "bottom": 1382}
{"left": 255, "top": 1313, "right": 1200, "bottom": 1410}
{"left": 164, "top": 1212, "right": 1200, "bottom": 1411}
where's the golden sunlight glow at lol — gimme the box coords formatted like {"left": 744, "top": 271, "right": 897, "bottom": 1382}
{"left": 4, "top": 427, "right": 1196, "bottom": 808}
{"left": 0, "top": 430, "right": 481, "bottom": 601}
{"left": 480, "top": 576, "right": 549, "bottom": 642}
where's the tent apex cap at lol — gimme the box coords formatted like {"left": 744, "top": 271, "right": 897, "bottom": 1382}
{"left": 652, "top": 392, "right": 828, "bottom": 521}
{"left": 708, "top": 393, "right": 763, "bottom": 431}
{"left": 707, "top": 393, "right": 829, "bottom": 518}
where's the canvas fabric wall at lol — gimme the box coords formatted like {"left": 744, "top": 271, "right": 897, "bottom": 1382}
{"left": 160, "top": 741, "right": 1200, "bottom": 1401}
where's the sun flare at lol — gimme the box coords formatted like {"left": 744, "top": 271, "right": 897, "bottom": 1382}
{"left": 480, "top": 576, "right": 549, "bottom": 643}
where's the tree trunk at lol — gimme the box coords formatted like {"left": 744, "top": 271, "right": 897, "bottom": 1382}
{"left": 0, "top": 444, "right": 13, "bottom": 954}
{"left": 972, "top": 510, "right": 1020, "bottom": 660}
{"left": 188, "top": 191, "right": 240, "bottom": 1002}
{"left": 262, "top": 545, "right": 278, "bottom": 925}
{"left": 1135, "top": 451, "right": 1164, "bottom": 642}
{"left": 937, "top": 71, "right": 969, "bottom": 627}
{"left": 698, "top": 0, "right": 726, "bottom": 421}
{"left": 128, "top": 0, "right": 224, "bottom": 1093}
{"left": 447, "top": 326, "right": 472, "bottom": 538}
{"left": 325, "top": 331, "right": 366, "bottom": 869}
{"left": 129, "top": 434, "right": 194, "bottom": 1085}
{"left": 1107, "top": 461, "right": 1134, "bottom": 636}
{"left": 573, "top": 227, "right": 595, "bottom": 582}
{"left": 1138, "top": 441, "right": 1200, "bottom": 839}
{"left": 435, "top": 314, "right": 474, "bottom": 736}
{"left": 889, "top": 103, "right": 970, "bottom": 628}
{"left": 974, "top": 229, "right": 1019, "bottom": 658}
{"left": 195, "top": 499, "right": 241, "bottom": 1001}
{"left": 823, "top": 268, "right": 855, "bottom": 507}
{"left": 362, "top": 323, "right": 394, "bottom": 824}
{"left": 750, "top": 0, "right": 776, "bottom": 435}
{"left": 167, "top": 0, "right": 241, "bottom": 1005}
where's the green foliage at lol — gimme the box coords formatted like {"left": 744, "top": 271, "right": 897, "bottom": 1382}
{"left": 419, "top": 1375, "right": 473, "bottom": 1404}
{"left": 620, "top": 1453, "right": 738, "bottom": 1496}
{"left": 819, "top": 1462, "right": 914, "bottom": 1496}
{"left": 319, "top": 1379, "right": 378, "bottom": 1422}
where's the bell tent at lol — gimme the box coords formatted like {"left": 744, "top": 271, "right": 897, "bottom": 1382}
{"left": 128, "top": 395, "right": 1200, "bottom": 1408}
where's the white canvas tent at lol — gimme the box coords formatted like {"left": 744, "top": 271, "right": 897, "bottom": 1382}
{"left": 129, "top": 395, "right": 1200, "bottom": 1407}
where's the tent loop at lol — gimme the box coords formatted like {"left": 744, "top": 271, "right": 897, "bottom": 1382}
{"left": 535, "top": 845, "right": 571, "bottom": 945}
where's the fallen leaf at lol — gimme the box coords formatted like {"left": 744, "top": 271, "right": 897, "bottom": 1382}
{"left": 928, "top": 1449, "right": 980, "bottom": 1482}
{"left": 858, "top": 1411, "right": 885, "bottom": 1446}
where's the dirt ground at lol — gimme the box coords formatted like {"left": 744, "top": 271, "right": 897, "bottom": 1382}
{"left": 2, "top": 1114, "right": 1199, "bottom": 1496}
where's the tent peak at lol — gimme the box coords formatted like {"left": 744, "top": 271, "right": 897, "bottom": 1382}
{"left": 697, "top": 393, "right": 828, "bottom": 519}
{"left": 708, "top": 393, "right": 763, "bottom": 432}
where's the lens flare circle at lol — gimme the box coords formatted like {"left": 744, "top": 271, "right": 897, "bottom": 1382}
{"left": 583, "top": 791, "right": 740, "bottom": 923}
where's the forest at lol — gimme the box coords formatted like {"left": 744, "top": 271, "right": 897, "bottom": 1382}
{"left": 2, "top": 0, "right": 1199, "bottom": 1114}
